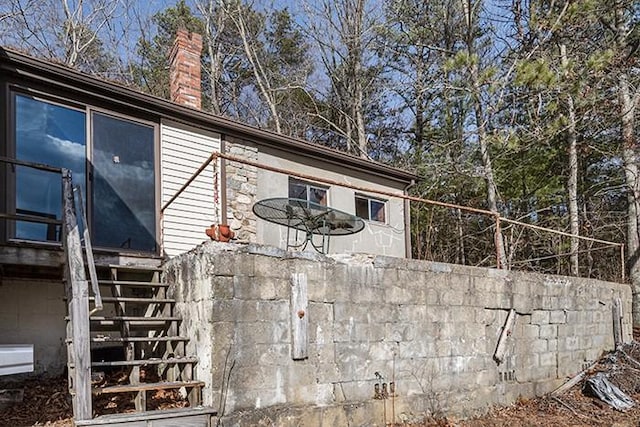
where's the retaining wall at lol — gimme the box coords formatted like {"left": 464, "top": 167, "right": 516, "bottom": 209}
{"left": 164, "top": 242, "right": 632, "bottom": 426}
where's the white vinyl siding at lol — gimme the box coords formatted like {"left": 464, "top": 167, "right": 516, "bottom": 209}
{"left": 161, "top": 121, "right": 221, "bottom": 257}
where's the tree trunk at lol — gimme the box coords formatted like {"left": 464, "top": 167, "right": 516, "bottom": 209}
{"left": 560, "top": 43, "right": 579, "bottom": 276}
{"left": 615, "top": 6, "right": 640, "bottom": 325}
{"left": 461, "top": 0, "right": 507, "bottom": 268}
{"left": 620, "top": 71, "right": 640, "bottom": 324}
{"left": 199, "top": 0, "right": 224, "bottom": 115}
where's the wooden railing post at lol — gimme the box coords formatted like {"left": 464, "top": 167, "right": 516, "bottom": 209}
{"left": 62, "top": 169, "right": 92, "bottom": 420}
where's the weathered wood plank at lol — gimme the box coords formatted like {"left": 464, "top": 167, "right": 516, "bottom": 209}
{"left": 493, "top": 308, "right": 516, "bottom": 365}
{"left": 74, "top": 406, "right": 216, "bottom": 426}
{"left": 62, "top": 169, "right": 92, "bottom": 421}
{"left": 613, "top": 297, "right": 623, "bottom": 349}
{"left": 93, "top": 380, "right": 204, "bottom": 394}
{"left": 90, "top": 356, "right": 198, "bottom": 367}
{"left": 290, "top": 273, "right": 309, "bottom": 360}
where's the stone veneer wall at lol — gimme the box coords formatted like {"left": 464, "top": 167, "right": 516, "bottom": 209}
{"left": 224, "top": 137, "right": 257, "bottom": 242}
{"left": 164, "top": 242, "right": 632, "bottom": 426}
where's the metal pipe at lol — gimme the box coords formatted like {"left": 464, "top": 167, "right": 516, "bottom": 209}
{"left": 160, "top": 152, "right": 217, "bottom": 212}
{"left": 165, "top": 151, "right": 625, "bottom": 279}
{"left": 495, "top": 215, "right": 502, "bottom": 269}
{"left": 621, "top": 244, "right": 626, "bottom": 282}
{"left": 403, "top": 179, "right": 416, "bottom": 259}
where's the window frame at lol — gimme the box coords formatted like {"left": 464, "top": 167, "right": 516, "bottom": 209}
{"left": 6, "top": 89, "right": 87, "bottom": 244}
{"left": 3, "top": 85, "right": 161, "bottom": 253}
{"left": 288, "top": 177, "right": 329, "bottom": 206}
{"left": 355, "top": 194, "right": 387, "bottom": 224}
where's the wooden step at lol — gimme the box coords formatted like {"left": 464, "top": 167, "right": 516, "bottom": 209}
{"left": 74, "top": 407, "right": 217, "bottom": 426}
{"left": 82, "top": 316, "right": 181, "bottom": 329}
{"left": 90, "top": 335, "right": 189, "bottom": 343}
{"left": 66, "top": 335, "right": 189, "bottom": 344}
{"left": 89, "top": 296, "right": 175, "bottom": 304}
{"left": 98, "top": 264, "right": 163, "bottom": 272}
{"left": 92, "top": 380, "right": 204, "bottom": 395}
{"left": 90, "top": 356, "right": 198, "bottom": 368}
{"left": 88, "top": 316, "right": 181, "bottom": 322}
{"left": 98, "top": 280, "right": 168, "bottom": 288}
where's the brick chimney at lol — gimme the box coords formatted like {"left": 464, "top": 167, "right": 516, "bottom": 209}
{"left": 169, "top": 29, "right": 203, "bottom": 109}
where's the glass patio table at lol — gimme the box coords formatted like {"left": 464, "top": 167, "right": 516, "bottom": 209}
{"left": 252, "top": 197, "right": 365, "bottom": 253}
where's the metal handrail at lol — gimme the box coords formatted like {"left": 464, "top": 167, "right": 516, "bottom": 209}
{"left": 161, "top": 151, "right": 626, "bottom": 281}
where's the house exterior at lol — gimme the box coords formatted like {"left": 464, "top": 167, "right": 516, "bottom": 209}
{"left": 0, "top": 31, "right": 416, "bottom": 376}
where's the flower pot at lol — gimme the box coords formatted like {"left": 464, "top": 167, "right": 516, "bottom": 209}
{"left": 205, "top": 224, "right": 235, "bottom": 242}
{"left": 217, "top": 224, "right": 235, "bottom": 242}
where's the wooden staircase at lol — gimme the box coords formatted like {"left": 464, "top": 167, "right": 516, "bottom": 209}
{"left": 65, "top": 263, "right": 210, "bottom": 423}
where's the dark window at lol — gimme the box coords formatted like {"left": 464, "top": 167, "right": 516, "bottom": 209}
{"left": 355, "top": 195, "right": 386, "bottom": 223}
{"left": 13, "top": 94, "right": 86, "bottom": 241}
{"left": 5, "top": 92, "right": 158, "bottom": 253}
{"left": 92, "top": 112, "right": 156, "bottom": 252}
{"left": 288, "top": 178, "right": 327, "bottom": 206}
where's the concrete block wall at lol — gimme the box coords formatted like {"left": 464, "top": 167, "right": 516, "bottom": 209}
{"left": 164, "top": 242, "right": 632, "bottom": 425}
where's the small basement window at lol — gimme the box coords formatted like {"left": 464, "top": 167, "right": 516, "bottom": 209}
{"left": 355, "top": 195, "right": 386, "bottom": 223}
{"left": 289, "top": 177, "right": 328, "bottom": 206}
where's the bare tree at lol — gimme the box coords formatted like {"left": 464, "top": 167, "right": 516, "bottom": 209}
{"left": 0, "top": 0, "right": 131, "bottom": 75}
{"left": 302, "top": 0, "right": 382, "bottom": 158}
{"left": 559, "top": 43, "right": 580, "bottom": 276}
{"left": 460, "top": 0, "right": 508, "bottom": 267}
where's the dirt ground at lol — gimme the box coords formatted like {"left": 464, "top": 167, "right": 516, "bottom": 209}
{"left": 4, "top": 342, "right": 640, "bottom": 427}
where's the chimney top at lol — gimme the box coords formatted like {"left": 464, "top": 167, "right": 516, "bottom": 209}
{"left": 169, "top": 29, "right": 203, "bottom": 110}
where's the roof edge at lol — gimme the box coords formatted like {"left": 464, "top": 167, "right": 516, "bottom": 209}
{"left": 0, "top": 47, "right": 417, "bottom": 184}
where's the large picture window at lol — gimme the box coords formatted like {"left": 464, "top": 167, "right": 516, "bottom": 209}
{"left": 92, "top": 112, "right": 156, "bottom": 252}
{"left": 288, "top": 177, "right": 327, "bottom": 206}
{"left": 6, "top": 92, "right": 157, "bottom": 252}
{"left": 13, "top": 94, "right": 86, "bottom": 241}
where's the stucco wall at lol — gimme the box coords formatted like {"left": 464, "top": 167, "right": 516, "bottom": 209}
{"left": 256, "top": 147, "right": 407, "bottom": 257}
{"left": 0, "top": 279, "right": 66, "bottom": 375}
{"left": 165, "top": 241, "right": 632, "bottom": 425}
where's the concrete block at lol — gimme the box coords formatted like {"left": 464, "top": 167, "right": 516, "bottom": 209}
{"left": 425, "top": 306, "right": 450, "bottom": 323}
{"left": 475, "top": 308, "right": 497, "bottom": 325}
{"left": 549, "top": 310, "right": 567, "bottom": 324}
{"left": 449, "top": 307, "right": 475, "bottom": 324}
{"left": 425, "top": 288, "right": 440, "bottom": 305}
{"left": 530, "top": 310, "right": 549, "bottom": 325}
{"left": 539, "top": 324, "right": 557, "bottom": 339}
{"left": 333, "top": 302, "right": 376, "bottom": 322}
{"left": 211, "top": 276, "right": 234, "bottom": 299}
{"left": 539, "top": 352, "right": 555, "bottom": 367}
{"left": 440, "top": 290, "right": 464, "bottom": 306}
{"left": 530, "top": 339, "right": 548, "bottom": 353}
{"left": 398, "top": 304, "right": 428, "bottom": 322}
{"left": 234, "top": 321, "right": 290, "bottom": 347}
{"left": 320, "top": 405, "right": 350, "bottom": 427}
{"left": 333, "top": 320, "right": 357, "bottom": 342}
{"left": 385, "top": 284, "right": 416, "bottom": 304}
{"left": 522, "top": 324, "right": 540, "bottom": 339}
{"left": 385, "top": 322, "right": 416, "bottom": 342}
{"left": 232, "top": 275, "right": 276, "bottom": 300}
{"left": 398, "top": 340, "right": 436, "bottom": 359}
{"left": 557, "top": 323, "right": 575, "bottom": 337}
{"left": 559, "top": 336, "right": 580, "bottom": 351}
{"left": 448, "top": 274, "right": 471, "bottom": 293}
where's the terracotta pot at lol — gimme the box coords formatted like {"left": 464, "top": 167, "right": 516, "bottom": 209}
{"left": 217, "top": 224, "right": 235, "bottom": 242}
{"left": 205, "top": 224, "right": 217, "bottom": 240}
